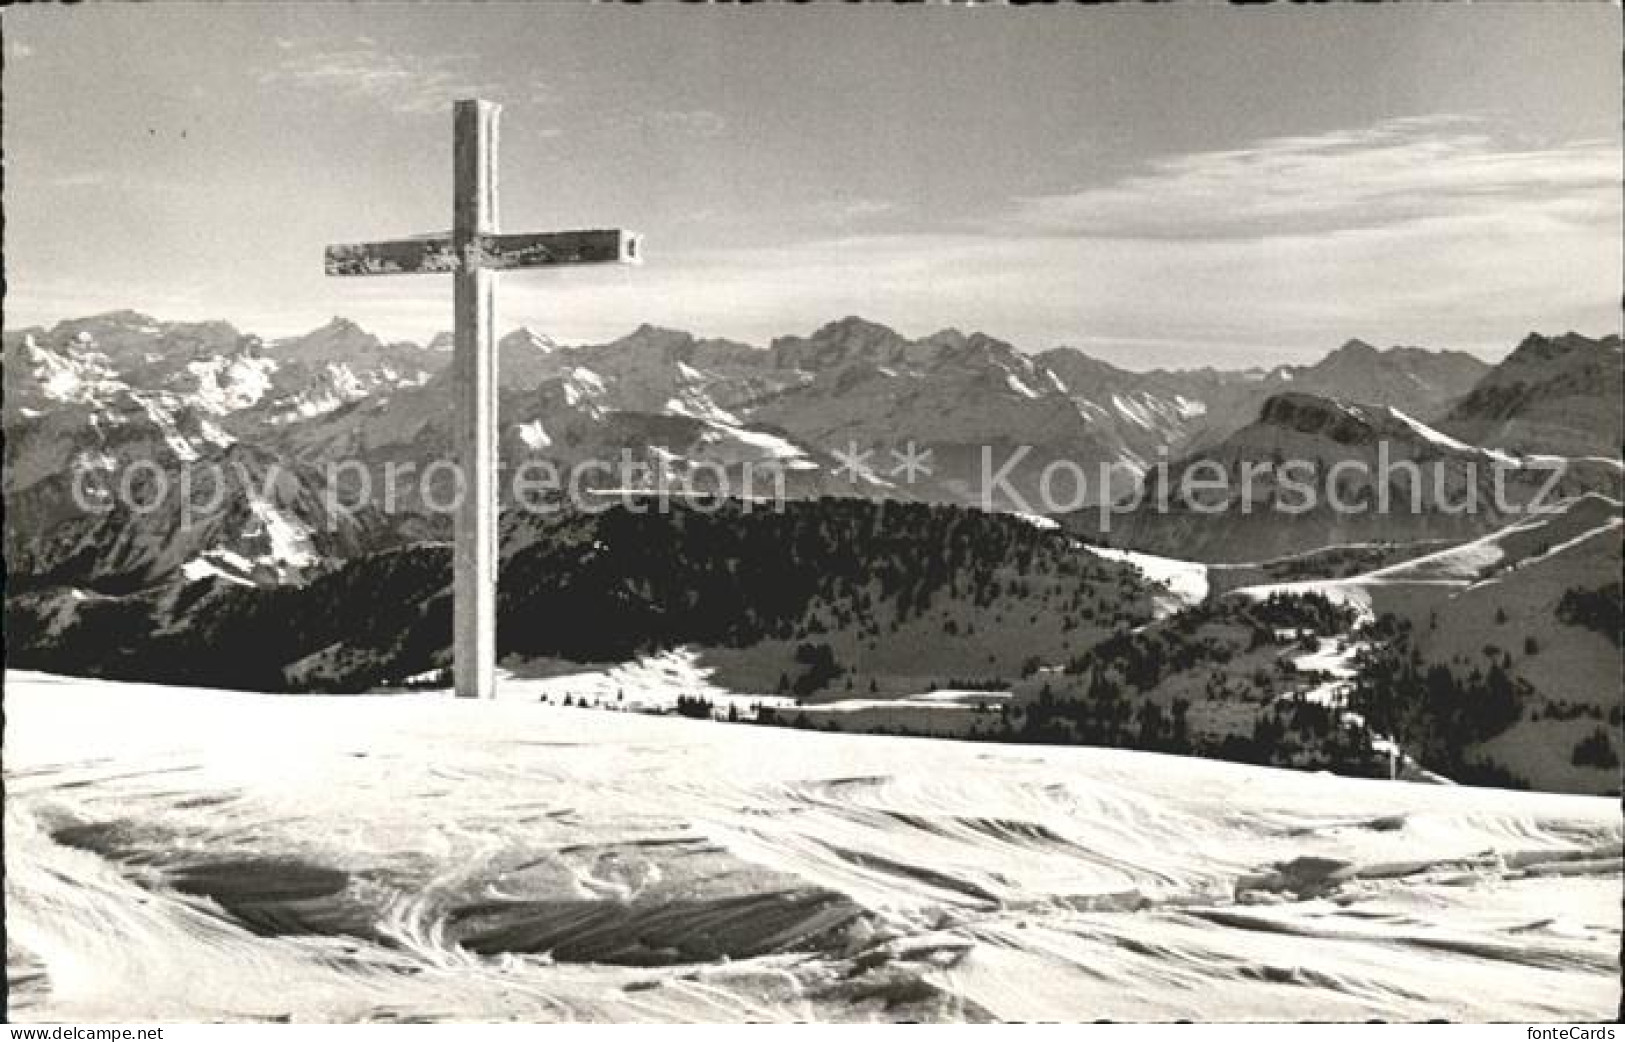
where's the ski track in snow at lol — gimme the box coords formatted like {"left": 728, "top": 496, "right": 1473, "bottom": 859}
{"left": 5, "top": 671, "right": 1619, "bottom": 1023}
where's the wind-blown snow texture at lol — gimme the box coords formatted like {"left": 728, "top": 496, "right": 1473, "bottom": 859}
{"left": 5, "top": 671, "right": 1619, "bottom": 1023}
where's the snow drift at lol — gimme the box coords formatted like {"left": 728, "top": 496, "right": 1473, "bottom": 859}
{"left": 5, "top": 671, "right": 1618, "bottom": 1022}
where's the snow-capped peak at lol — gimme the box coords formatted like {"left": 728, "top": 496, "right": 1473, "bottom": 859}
{"left": 501, "top": 326, "right": 559, "bottom": 354}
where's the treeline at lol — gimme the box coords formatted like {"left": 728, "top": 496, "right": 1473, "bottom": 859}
{"left": 1556, "top": 582, "right": 1622, "bottom": 645}
{"left": 1062, "top": 591, "right": 1356, "bottom": 690}
{"left": 747, "top": 669, "right": 1386, "bottom": 779}
{"left": 995, "top": 671, "right": 1382, "bottom": 775}
{"left": 3, "top": 542, "right": 454, "bottom": 693}
{"left": 497, "top": 497, "right": 1142, "bottom": 663}
{"left": 1346, "top": 614, "right": 1530, "bottom": 787}
{"left": 5, "top": 497, "right": 1152, "bottom": 692}
{"left": 1571, "top": 726, "right": 1620, "bottom": 769}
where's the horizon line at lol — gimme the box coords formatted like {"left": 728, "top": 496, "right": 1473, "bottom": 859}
{"left": 8, "top": 306, "right": 1604, "bottom": 374}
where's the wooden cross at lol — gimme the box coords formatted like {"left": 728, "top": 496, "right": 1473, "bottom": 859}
{"left": 326, "top": 99, "right": 641, "bottom": 700}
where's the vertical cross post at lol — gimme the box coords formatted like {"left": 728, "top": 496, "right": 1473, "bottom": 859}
{"left": 325, "top": 100, "right": 640, "bottom": 703}
{"left": 453, "top": 99, "right": 499, "bottom": 700}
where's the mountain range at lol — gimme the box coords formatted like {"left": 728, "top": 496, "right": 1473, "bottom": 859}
{"left": 6, "top": 311, "right": 1615, "bottom": 589}
{"left": 5, "top": 310, "right": 1620, "bottom": 793}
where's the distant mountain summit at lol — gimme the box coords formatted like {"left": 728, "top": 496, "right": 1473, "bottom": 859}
{"left": 1441, "top": 332, "right": 1623, "bottom": 457}
{"left": 254, "top": 318, "right": 440, "bottom": 424}
{"left": 754, "top": 317, "right": 1136, "bottom": 508}
{"left": 769, "top": 315, "right": 914, "bottom": 371}
{"left": 499, "top": 326, "right": 559, "bottom": 354}
{"left": 1287, "top": 338, "right": 1489, "bottom": 418}
{"left": 1086, "top": 389, "right": 1620, "bottom": 563}
{"left": 1031, "top": 335, "right": 1490, "bottom": 466}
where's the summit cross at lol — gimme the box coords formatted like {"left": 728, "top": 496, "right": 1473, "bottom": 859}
{"left": 325, "top": 99, "right": 641, "bottom": 699}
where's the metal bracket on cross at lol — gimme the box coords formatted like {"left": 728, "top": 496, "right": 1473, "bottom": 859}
{"left": 325, "top": 229, "right": 640, "bottom": 276}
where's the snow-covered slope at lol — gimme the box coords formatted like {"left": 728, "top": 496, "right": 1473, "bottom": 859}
{"left": 1225, "top": 496, "right": 1624, "bottom": 794}
{"left": 1093, "top": 391, "right": 1622, "bottom": 563}
{"left": 1229, "top": 494, "right": 1623, "bottom": 612}
{"left": 754, "top": 318, "right": 1140, "bottom": 509}
{"left": 1083, "top": 545, "right": 1209, "bottom": 618}
{"left": 6, "top": 671, "right": 1617, "bottom": 1022}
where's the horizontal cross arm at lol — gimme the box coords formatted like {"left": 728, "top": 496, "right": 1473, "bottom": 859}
{"left": 325, "top": 229, "right": 641, "bottom": 276}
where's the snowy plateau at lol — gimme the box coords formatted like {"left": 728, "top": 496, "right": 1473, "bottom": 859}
{"left": 4, "top": 671, "right": 1619, "bottom": 1023}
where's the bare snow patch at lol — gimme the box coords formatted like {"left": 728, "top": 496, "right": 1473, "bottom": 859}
{"left": 185, "top": 355, "right": 278, "bottom": 413}
{"left": 1087, "top": 545, "right": 1209, "bottom": 616}
{"left": 1231, "top": 579, "right": 1376, "bottom": 625}
{"left": 516, "top": 419, "right": 551, "bottom": 450}
{"left": 499, "top": 647, "right": 793, "bottom": 717}
{"left": 1004, "top": 372, "right": 1040, "bottom": 399}
{"left": 180, "top": 556, "right": 256, "bottom": 587}
{"left": 1390, "top": 408, "right": 1519, "bottom": 465}
{"left": 244, "top": 494, "right": 316, "bottom": 575}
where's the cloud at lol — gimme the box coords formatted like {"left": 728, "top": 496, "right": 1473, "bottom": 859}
{"left": 13, "top": 113, "right": 1613, "bottom": 369}
{"left": 592, "top": 108, "right": 728, "bottom": 141}
{"left": 472, "top": 110, "right": 1620, "bottom": 363}
{"left": 836, "top": 199, "right": 897, "bottom": 220}
{"left": 45, "top": 171, "right": 110, "bottom": 189}
{"left": 296, "top": 110, "right": 1620, "bottom": 360}
{"left": 258, "top": 41, "right": 505, "bottom": 117}
{"left": 643, "top": 109, "right": 726, "bottom": 138}
{"left": 4, "top": 276, "right": 208, "bottom": 330}
{"left": 1006, "top": 115, "right": 1621, "bottom": 242}
{"left": 260, "top": 44, "right": 725, "bottom": 139}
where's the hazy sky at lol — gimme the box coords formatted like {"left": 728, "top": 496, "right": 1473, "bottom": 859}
{"left": 4, "top": 4, "right": 1620, "bottom": 368}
